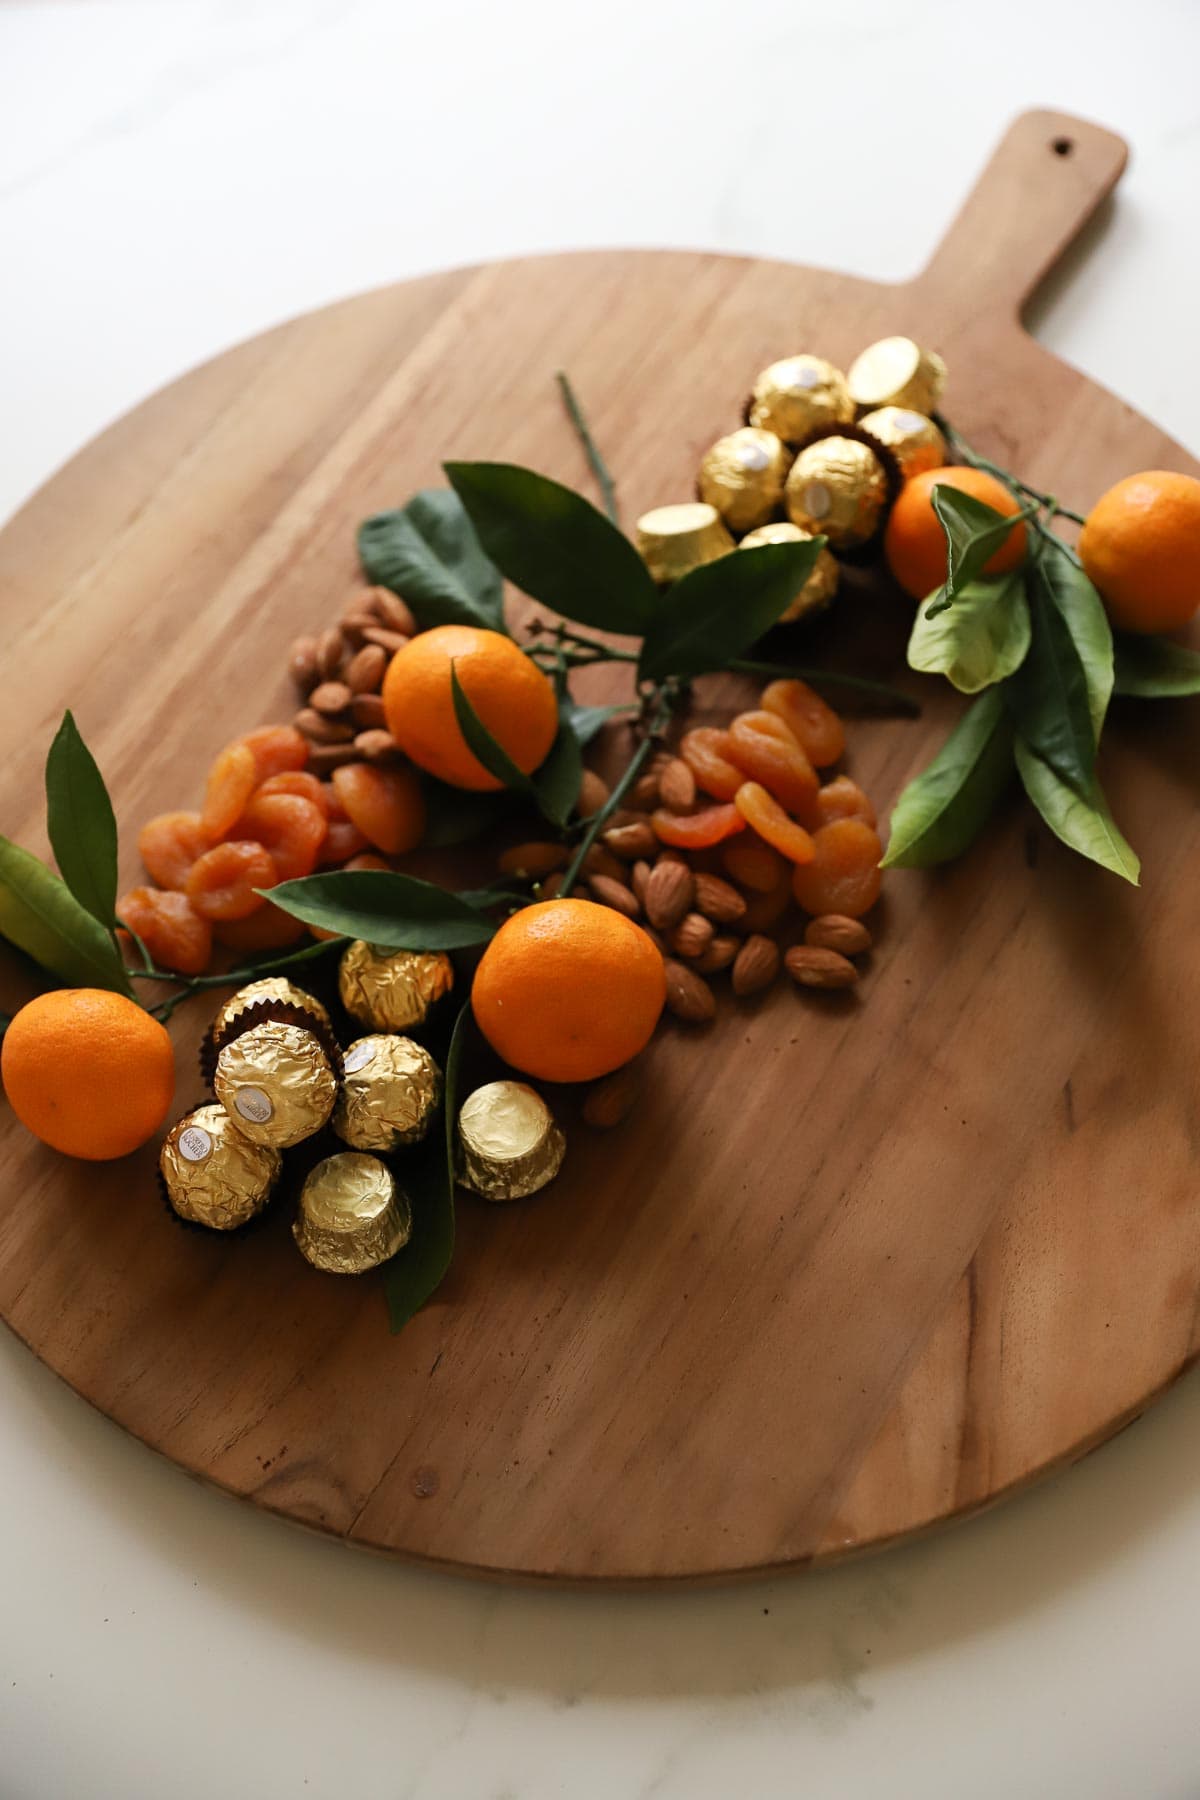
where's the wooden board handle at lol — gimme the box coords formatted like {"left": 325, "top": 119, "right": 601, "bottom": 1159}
{"left": 909, "top": 110, "right": 1128, "bottom": 328}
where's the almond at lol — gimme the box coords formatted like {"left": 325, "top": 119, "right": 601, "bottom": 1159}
{"left": 804, "top": 914, "right": 873, "bottom": 956}
{"left": 288, "top": 635, "right": 319, "bottom": 691}
{"left": 588, "top": 874, "right": 641, "bottom": 919}
{"left": 695, "top": 933, "right": 739, "bottom": 974}
{"left": 693, "top": 872, "right": 747, "bottom": 925}
{"left": 644, "top": 860, "right": 695, "bottom": 931}
{"left": 294, "top": 707, "right": 355, "bottom": 744}
{"left": 602, "top": 821, "right": 657, "bottom": 861}
{"left": 343, "top": 586, "right": 384, "bottom": 623}
{"left": 315, "top": 627, "right": 344, "bottom": 680}
{"left": 671, "top": 911, "right": 714, "bottom": 958}
{"left": 498, "top": 841, "right": 570, "bottom": 879}
{"left": 630, "top": 772, "right": 662, "bottom": 811}
{"left": 372, "top": 589, "right": 418, "bottom": 636}
{"left": 785, "top": 945, "right": 859, "bottom": 990}
{"left": 731, "top": 934, "right": 781, "bottom": 998}
{"left": 582, "top": 843, "right": 626, "bottom": 884}
{"left": 663, "top": 959, "right": 716, "bottom": 1022}
{"left": 340, "top": 612, "right": 379, "bottom": 651}
{"left": 344, "top": 643, "right": 388, "bottom": 694}
{"left": 629, "top": 859, "right": 652, "bottom": 904}
{"left": 578, "top": 768, "right": 610, "bottom": 816}
{"left": 307, "top": 742, "right": 360, "bottom": 773}
{"left": 582, "top": 1065, "right": 642, "bottom": 1130}
{"left": 354, "top": 728, "right": 400, "bottom": 763}
{"left": 350, "top": 692, "right": 387, "bottom": 729}
{"left": 658, "top": 756, "right": 697, "bottom": 811}
{"left": 310, "top": 680, "right": 352, "bottom": 717}
{"left": 362, "top": 625, "right": 410, "bottom": 655}
{"left": 540, "top": 871, "right": 565, "bottom": 900}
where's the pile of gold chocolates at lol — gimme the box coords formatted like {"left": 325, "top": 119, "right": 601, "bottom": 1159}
{"left": 158, "top": 947, "right": 568, "bottom": 1274}
{"left": 634, "top": 334, "right": 948, "bottom": 619}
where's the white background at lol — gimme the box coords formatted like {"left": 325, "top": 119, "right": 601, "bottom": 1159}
{"left": 3, "top": 3, "right": 1200, "bottom": 1795}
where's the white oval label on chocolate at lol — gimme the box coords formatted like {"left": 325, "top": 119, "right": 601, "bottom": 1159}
{"left": 735, "top": 441, "right": 771, "bottom": 472}
{"left": 343, "top": 1041, "right": 377, "bottom": 1075}
{"left": 802, "top": 480, "right": 833, "bottom": 520}
{"left": 234, "top": 1087, "right": 274, "bottom": 1124}
{"left": 783, "top": 363, "right": 820, "bottom": 392}
{"left": 893, "top": 410, "right": 925, "bottom": 435}
{"left": 178, "top": 1126, "right": 213, "bottom": 1163}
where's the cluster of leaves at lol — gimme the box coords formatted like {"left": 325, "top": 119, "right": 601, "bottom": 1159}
{"left": 883, "top": 488, "right": 1200, "bottom": 883}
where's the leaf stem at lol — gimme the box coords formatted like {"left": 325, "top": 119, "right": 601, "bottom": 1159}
{"left": 555, "top": 371, "right": 620, "bottom": 527}
{"left": 936, "top": 416, "right": 1087, "bottom": 526}
{"left": 559, "top": 686, "right": 678, "bottom": 896}
{"left": 727, "top": 659, "right": 921, "bottom": 715}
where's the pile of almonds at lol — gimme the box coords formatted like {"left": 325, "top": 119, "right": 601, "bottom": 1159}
{"left": 287, "top": 587, "right": 416, "bottom": 771}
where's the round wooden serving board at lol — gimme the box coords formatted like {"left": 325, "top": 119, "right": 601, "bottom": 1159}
{"left": 2, "top": 111, "right": 1199, "bottom": 1585}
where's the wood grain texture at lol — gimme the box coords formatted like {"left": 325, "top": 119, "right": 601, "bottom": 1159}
{"left": 2, "top": 110, "right": 1199, "bottom": 1584}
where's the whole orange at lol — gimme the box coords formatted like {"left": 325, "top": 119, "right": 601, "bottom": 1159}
{"left": 471, "top": 898, "right": 666, "bottom": 1082}
{"left": 1, "top": 988, "right": 175, "bottom": 1160}
{"left": 382, "top": 624, "right": 559, "bottom": 791}
{"left": 884, "top": 466, "right": 1028, "bottom": 600}
{"left": 1079, "top": 470, "right": 1200, "bottom": 634}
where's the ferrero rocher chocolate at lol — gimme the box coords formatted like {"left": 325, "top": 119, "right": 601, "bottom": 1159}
{"left": 292, "top": 1151, "right": 412, "bottom": 1275}
{"left": 338, "top": 940, "right": 454, "bottom": 1033}
{"left": 847, "top": 337, "right": 946, "bottom": 416}
{"left": 456, "top": 1079, "right": 565, "bottom": 1202}
{"left": 211, "top": 976, "right": 332, "bottom": 1043}
{"left": 333, "top": 1034, "right": 442, "bottom": 1153}
{"left": 858, "top": 406, "right": 946, "bottom": 479}
{"left": 785, "top": 436, "right": 890, "bottom": 551}
{"left": 160, "top": 1103, "right": 281, "bottom": 1230}
{"left": 697, "top": 427, "right": 791, "bottom": 534}
{"left": 635, "top": 502, "right": 735, "bottom": 586}
{"left": 747, "top": 355, "right": 853, "bottom": 446}
{"left": 213, "top": 1019, "right": 337, "bottom": 1148}
{"left": 739, "top": 522, "right": 840, "bottom": 623}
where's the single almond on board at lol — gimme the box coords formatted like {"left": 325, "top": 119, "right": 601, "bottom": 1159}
{"left": 671, "top": 912, "right": 715, "bottom": 958}
{"left": 731, "top": 934, "right": 781, "bottom": 997}
{"left": 582, "top": 1065, "right": 642, "bottom": 1129}
{"left": 344, "top": 643, "right": 388, "bottom": 694}
{"left": 350, "top": 692, "right": 387, "bottom": 729}
{"left": 693, "top": 872, "right": 747, "bottom": 925}
{"left": 354, "top": 729, "right": 401, "bottom": 763}
{"left": 602, "top": 820, "right": 657, "bottom": 861}
{"left": 630, "top": 772, "right": 662, "bottom": 810}
{"left": 362, "top": 625, "right": 411, "bottom": 654}
{"left": 658, "top": 757, "right": 697, "bottom": 810}
{"left": 582, "top": 843, "right": 626, "bottom": 884}
{"left": 663, "top": 959, "right": 716, "bottom": 1022}
{"left": 588, "top": 874, "right": 642, "bottom": 919}
{"left": 310, "top": 680, "right": 353, "bottom": 717}
{"left": 315, "top": 627, "right": 345, "bottom": 680}
{"left": 804, "top": 914, "right": 873, "bottom": 956}
{"left": 785, "top": 945, "right": 859, "bottom": 990}
{"left": 695, "top": 933, "right": 739, "bottom": 973}
{"left": 578, "top": 768, "right": 610, "bottom": 816}
{"left": 307, "top": 742, "right": 360, "bottom": 773}
{"left": 644, "top": 860, "right": 695, "bottom": 931}
{"left": 372, "top": 590, "right": 418, "bottom": 636}
{"left": 629, "top": 859, "right": 652, "bottom": 904}
{"left": 288, "top": 636, "right": 319, "bottom": 691}
{"left": 294, "top": 708, "right": 355, "bottom": 745}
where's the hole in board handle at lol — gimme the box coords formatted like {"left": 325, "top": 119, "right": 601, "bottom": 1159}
{"left": 1051, "top": 137, "right": 1074, "bottom": 157}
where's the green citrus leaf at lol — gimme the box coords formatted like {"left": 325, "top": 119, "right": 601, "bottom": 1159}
{"left": 638, "top": 538, "right": 825, "bottom": 682}
{"left": 44, "top": 710, "right": 119, "bottom": 927}
{"left": 1015, "top": 739, "right": 1139, "bottom": 884}
{"left": 558, "top": 696, "right": 634, "bottom": 748}
{"left": 449, "top": 664, "right": 538, "bottom": 798}
{"left": 1005, "top": 542, "right": 1112, "bottom": 793}
{"left": 0, "top": 837, "right": 131, "bottom": 992}
{"left": 265, "top": 871, "right": 496, "bottom": 950}
{"left": 384, "top": 1002, "right": 469, "bottom": 1333}
{"left": 924, "top": 485, "right": 1034, "bottom": 618}
{"left": 535, "top": 723, "right": 584, "bottom": 828}
{"left": 1113, "top": 633, "right": 1200, "bottom": 696}
{"left": 907, "top": 571, "right": 1030, "bottom": 693}
{"left": 881, "top": 687, "right": 1014, "bottom": 869}
{"left": 357, "top": 488, "right": 506, "bottom": 632}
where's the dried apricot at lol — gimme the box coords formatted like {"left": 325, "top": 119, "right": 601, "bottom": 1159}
{"left": 256, "top": 770, "right": 331, "bottom": 815}
{"left": 761, "top": 679, "right": 845, "bottom": 768}
{"left": 233, "top": 793, "right": 327, "bottom": 881}
{"left": 733, "top": 781, "right": 816, "bottom": 865}
{"left": 816, "top": 775, "right": 877, "bottom": 827}
{"left": 651, "top": 803, "right": 746, "bottom": 849}
{"left": 330, "top": 762, "right": 425, "bottom": 856}
{"left": 238, "top": 724, "right": 310, "bottom": 781}
{"left": 186, "top": 840, "right": 276, "bottom": 921}
{"left": 727, "top": 712, "right": 820, "bottom": 821}
{"left": 721, "top": 837, "right": 787, "bottom": 893}
{"left": 790, "top": 818, "right": 882, "bottom": 919}
{"left": 137, "top": 811, "right": 209, "bottom": 891}
{"left": 117, "top": 886, "right": 212, "bottom": 976}
{"left": 318, "top": 819, "right": 371, "bottom": 865}
{"left": 679, "top": 727, "right": 744, "bottom": 801}
{"left": 200, "top": 742, "right": 258, "bottom": 841}
{"left": 214, "top": 901, "right": 308, "bottom": 954}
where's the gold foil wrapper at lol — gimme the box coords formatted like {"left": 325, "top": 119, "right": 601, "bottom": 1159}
{"left": 785, "top": 436, "right": 889, "bottom": 551}
{"left": 858, "top": 406, "right": 947, "bottom": 479}
{"left": 338, "top": 940, "right": 455, "bottom": 1032}
{"left": 456, "top": 1079, "right": 565, "bottom": 1202}
{"left": 747, "top": 355, "right": 853, "bottom": 446}
{"left": 333, "top": 1034, "right": 442, "bottom": 1153}
{"left": 697, "top": 428, "right": 791, "bottom": 534}
{"left": 213, "top": 1019, "right": 337, "bottom": 1149}
{"left": 159, "top": 1103, "right": 281, "bottom": 1230}
{"left": 293, "top": 1151, "right": 412, "bottom": 1275}
{"left": 635, "top": 503, "right": 735, "bottom": 586}
{"left": 847, "top": 337, "right": 946, "bottom": 415}
{"left": 211, "top": 977, "right": 331, "bottom": 1043}
{"left": 739, "top": 522, "right": 840, "bottom": 623}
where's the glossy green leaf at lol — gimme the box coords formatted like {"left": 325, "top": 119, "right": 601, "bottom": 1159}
{"left": 1005, "top": 543, "right": 1111, "bottom": 794}
{"left": 638, "top": 538, "right": 825, "bottom": 682}
{"left": 44, "top": 710, "right": 119, "bottom": 928}
{"left": 1015, "top": 739, "right": 1139, "bottom": 885}
{"left": 1113, "top": 634, "right": 1200, "bottom": 696}
{"left": 1036, "top": 537, "right": 1113, "bottom": 740}
{"left": 384, "top": 1002, "right": 469, "bottom": 1333}
{"left": 535, "top": 723, "right": 584, "bottom": 827}
{"left": 907, "top": 571, "right": 1030, "bottom": 693}
{"left": 0, "top": 837, "right": 131, "bottom": 992}
{"left": 445, "top": 462, "right": 657, "bottom": 636}
{"left": 558, "top": 695, "right": 634, "bottom": 748}
{"left": 265, "top": 871, "right": 496, "bottom": 950}
{"left": 449, "top": 667, "right": 581, "bottom": 829}
{"left": 881, "top": 687, "right": 1014, "bottom": 869}
{"left": 357, "top": 488, "right": 506, "bottom": 632}
{"left": 923, "top": 484, "right": 1031, "bottom": 617}
{"left": 449, "top": 665, "right": 538, "bottom": 798}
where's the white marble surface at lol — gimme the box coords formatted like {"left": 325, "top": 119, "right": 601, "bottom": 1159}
{"left": 2, "top": 3, "right": 1200, "bottom": 1795}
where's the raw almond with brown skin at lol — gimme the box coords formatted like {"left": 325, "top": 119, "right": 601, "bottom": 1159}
{"left": 344, "top": 643, "right": 388, "bottom": 694}
{"left": 695, "top": 933, "right": 739, "bottom": 974}
{"left": 582, "top": 1065, "right": 642, "bottom": 1130}
{"left": 630, "top": 860, "right": 652, "bottom": 904}
{"left": 644, "top": 860, "right": 695, "bottom": 931}
{"left": 373, "top": 590, "right": 418, "bottom": 636}
{"left": 582, "top": 843, "right": 626, "bottom": 884}
{"left": 629, "top": 772, "right": 662, "bottom": 811}
{"left": 340, "top": 613, "right": 379, "bottom": 651}
{"left": 354, "top": 729, "right": 401, "bottom": 763}
{"left": 307, "top": 742, "right": 360, "bottom": 773}
{"left": 498, "top": 841, "right": 570, "bottom": 878}
{"left": 671, "top": 912, "right": 714, "bottom": 958}
{"left": 693, "top": 872, "right": 747, "bottom": 925}
{"left": 288, "top": 636, "right": 319, "bottom": 691}
{"left": 731, "top": 934, "right": 781, "bottom": 998}
{"left": 602, "top": 820, "right": 657, "bottom": 861}
{"left": 294, "top": 707, "right": 355, "bottom": 744}
{"left": 310, "top": 680, "right": 353, "bottom": 717}
{"left": 658, "top": 757, "right": 697, "bottom": 811}
{"left": 663, "top": 959, "right": 716, "bottom": 1022}
{"left": 805, "top": 914, "right": 873, "bottom": 956}
{"left": 315, "top": 627, "right": 344, "bottom": 680}
{"left": 350, "top": 692, "right": 387, "bottom": 729}
{"left": 785, "top": 946, "right": 859, "bottom": 990}
{"left": 588, "top": 874, "right": 641, "bottom": 919}
{"left": 363, "top": 626, "right": 411, "bottom": 655}
{"left": 578, "top": 768, "right": 610, "bottom": 816}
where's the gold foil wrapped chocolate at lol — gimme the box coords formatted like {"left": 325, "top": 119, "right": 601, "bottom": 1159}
{"left": 635, "top": 502, "right": 735, "bottom": 586}
{"left": 213, "top": 1019, "right": 337, "bottom": 1148}
{"left": 211, "top": 976, "right": 332, "bottom": 1043}
{"left": 333, "top": 1034, "right": 442, "bottom": 1153}
{"left": 160, "top": 1102, "right": 281, "bottom": 1230}
{"left": 747, "top": 355, "right": 853, "bottom": 446}
{"left": 338, "top": 940, "right": 454, "bottom": 1033}
{"left": 293, "top": 1151, "right": 412, "bottom": 1274}
{"left": 785, "top": 436, "right": 889, "bottom": 551}
{"left": 847, "top": 337, "right": 946, "bottom": 416}
{"left": 697, "top": 427, "right": 791, "bottom": 534}
{"left": 739, "top": 522, "right": 840, "bottom": 623}
{"left": 858, "top": 406, "right": 946, "bottom": 479}
{"left": 456, "top": 1079, "right": 565, "bottom": 1202}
